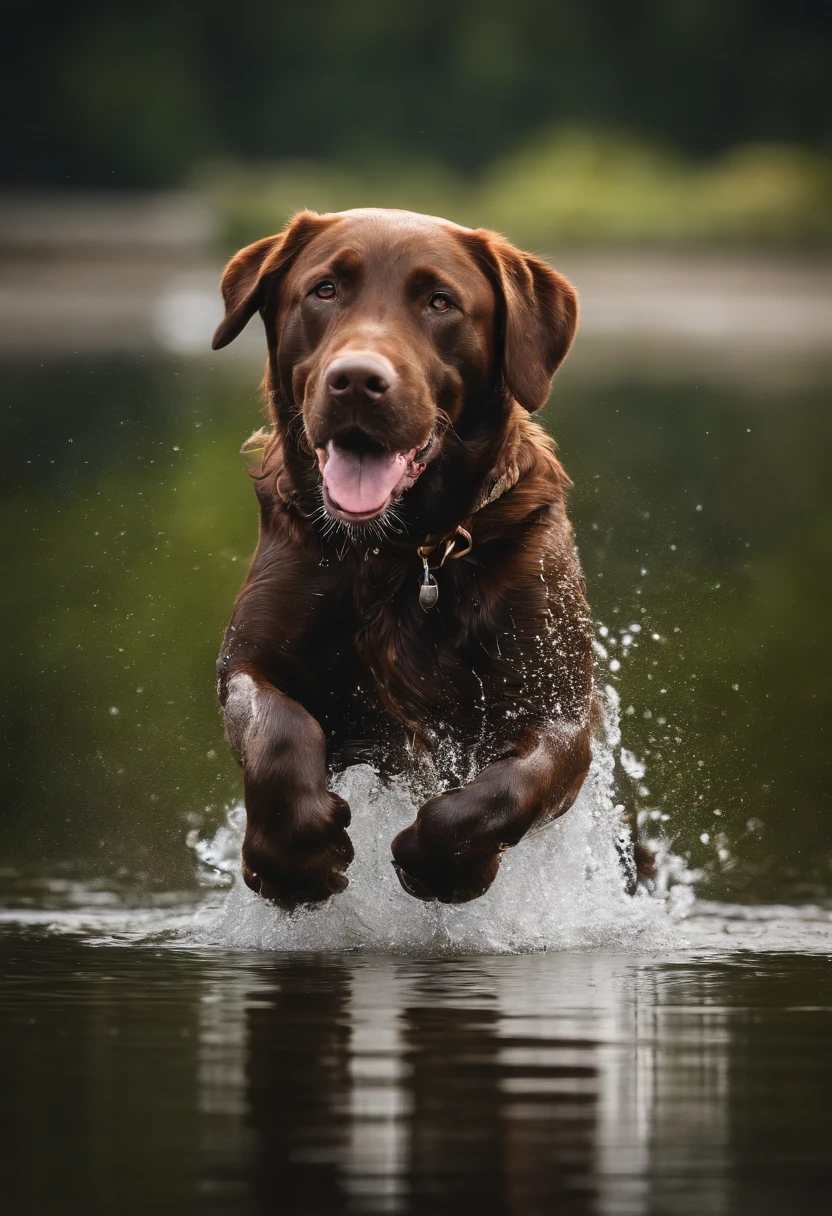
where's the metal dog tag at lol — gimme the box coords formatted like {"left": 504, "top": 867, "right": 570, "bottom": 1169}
{"left": 419, "top": 559, "right": 439, "bottom": 611}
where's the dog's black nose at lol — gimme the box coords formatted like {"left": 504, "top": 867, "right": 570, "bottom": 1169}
{"left": 325, "top": 354, "right": 394, "bottom": 404}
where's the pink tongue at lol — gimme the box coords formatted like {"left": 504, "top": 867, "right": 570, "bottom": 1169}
{"left": 323, "top": 443, "right": 407, "bottom": 515}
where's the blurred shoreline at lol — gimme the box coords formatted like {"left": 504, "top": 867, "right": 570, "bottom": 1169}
{"left": 2, "top": 192, "right": 831, "bottom": 383}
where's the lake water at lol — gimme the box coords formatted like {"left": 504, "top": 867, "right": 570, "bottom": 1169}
{"left": 1, "top": 326, "right": 830, "bottom": 1211}
{"left": 2, "top": 936, "right": 831, "bottom": 1215}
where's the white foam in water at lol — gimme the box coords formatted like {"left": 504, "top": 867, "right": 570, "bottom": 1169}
{"left": 183, "top": 686, "right": 681, "bottom": 954}
{"left": 5, "top": 688, "right": 829, "bottom": 954}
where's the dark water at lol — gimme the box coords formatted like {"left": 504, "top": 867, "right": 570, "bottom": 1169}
{"left": 1, "top": 354, "right": 830, "bottom": 899}
{"left": 1, "top": 934, "right": 831, "bottom": 1215}
{"left": 1, "top": 350, "right": 831, "bottom": 1212}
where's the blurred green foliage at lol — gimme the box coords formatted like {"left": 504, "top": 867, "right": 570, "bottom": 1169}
{"left": 204, "top": 131, "right": 832, "bottom": 250}
{"left": 4, "top": 1, "right": 830, "bottom": 189}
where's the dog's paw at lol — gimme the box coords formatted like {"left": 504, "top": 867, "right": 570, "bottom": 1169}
{"left": 391, "top": 811, "right": 502, "bottom": 904}
{"left": 242, "top": 792, "right": 353, "bottom": 910}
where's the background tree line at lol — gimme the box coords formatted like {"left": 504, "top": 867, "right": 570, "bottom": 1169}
{"left": 4, "top": 0, "right": 830, "bottom": 189}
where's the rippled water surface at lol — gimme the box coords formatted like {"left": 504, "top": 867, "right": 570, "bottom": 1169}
{"left": 1, "top": 337, "right": 830, "bottom": 1212}
{"left": 2, "top": 933, "right": 831, "bottom": 1215}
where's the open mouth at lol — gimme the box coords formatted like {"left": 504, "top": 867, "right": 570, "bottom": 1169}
{"left": 316, "top": 429, "right": 430, "bottom": 523}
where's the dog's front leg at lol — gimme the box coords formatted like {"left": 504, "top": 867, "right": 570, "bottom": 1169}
{"left": 221, "top": 664, "right": 353, "bottom": 908}
{"left": 391, "top": 720, "right": 591, "bottom": 903}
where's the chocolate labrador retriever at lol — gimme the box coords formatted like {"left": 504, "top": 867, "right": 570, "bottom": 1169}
{"left": 212, "top": 208, "right": 593, "bottom": 907}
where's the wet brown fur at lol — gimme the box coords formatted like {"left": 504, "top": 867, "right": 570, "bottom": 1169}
{"left": 213, "top": 209, "right": 595, "bottom": 907}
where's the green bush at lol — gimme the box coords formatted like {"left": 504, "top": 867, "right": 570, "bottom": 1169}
{"left": 200, "top": 128, "right": 832, "bottom": 253}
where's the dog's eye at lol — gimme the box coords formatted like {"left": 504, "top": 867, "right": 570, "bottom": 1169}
{"left": 314, "top": 281, "right": 337, "bottom": 301}
{"left": 429, "top": 292, "right": 453, "bottom": 312}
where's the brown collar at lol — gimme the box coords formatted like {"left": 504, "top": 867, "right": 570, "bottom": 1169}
{"left": 392, "top": 464, "right": 521, "bottom": 610}
{"left": 389, "top": 463, "right": 519, "bottom": 566}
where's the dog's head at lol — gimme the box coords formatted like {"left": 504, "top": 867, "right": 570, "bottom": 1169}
{"left": 213, "top": 208, "right": 577, "bottom": 525}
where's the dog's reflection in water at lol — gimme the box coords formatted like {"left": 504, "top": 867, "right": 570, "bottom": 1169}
{"left": 218, "top": 957, "right": 599, "bottom": 1215}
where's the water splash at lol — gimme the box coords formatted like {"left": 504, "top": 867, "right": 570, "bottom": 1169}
{"left": 4, "top": 678, "right": 830, "bottom": 953}
{"left": 183, "top": 685, "right": 681, "bottom": 954}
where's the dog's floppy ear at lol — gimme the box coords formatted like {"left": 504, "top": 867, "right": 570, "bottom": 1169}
{"left": 212, "top": 210, "right": 333, "bottom": 350}
{"left": 462, "top": 230, "right": 579, "bottom": 411}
